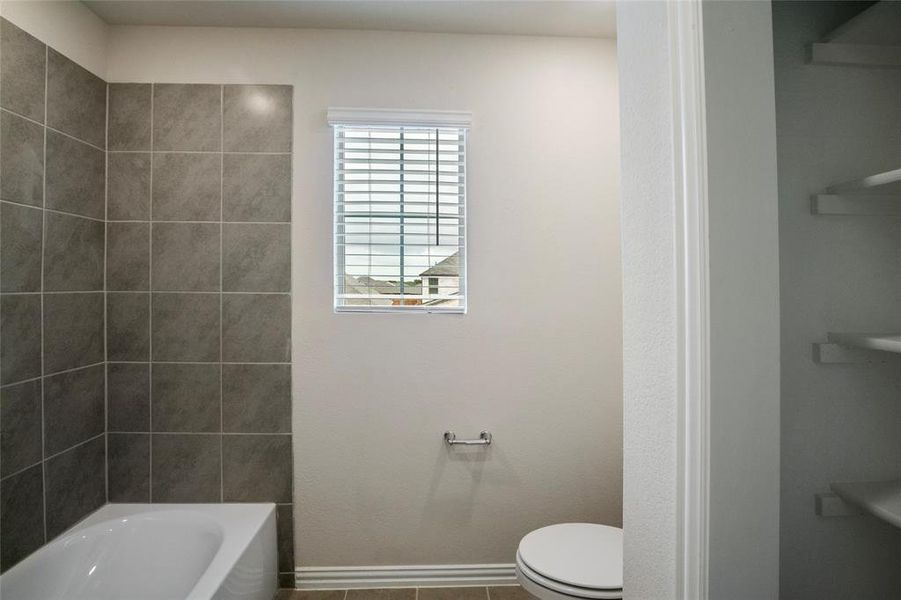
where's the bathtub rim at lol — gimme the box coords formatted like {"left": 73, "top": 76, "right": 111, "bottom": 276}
{"left": 0, "top": 502, "right": 277, "bottom": 600}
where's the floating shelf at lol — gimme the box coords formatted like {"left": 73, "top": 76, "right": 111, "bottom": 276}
{"left": 811, "top": 167, "right": 901, "bottom": 215}
{"left": 809, "top": 2, "right": 901, "bottom": 68}
{"left": 827, "top": 332, "right": 901, "bottom": 354}
{"left": 810, "top": 43, "right": 901, "bottom": 68}
{"left": 831, "top": 480, "right": 901, "bottom": 529}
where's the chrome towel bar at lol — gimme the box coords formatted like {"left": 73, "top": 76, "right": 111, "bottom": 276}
{"left": 444, "top": 431, "right": 492, "bottom": 446}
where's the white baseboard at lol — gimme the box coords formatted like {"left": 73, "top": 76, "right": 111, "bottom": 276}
{"left": 295, "top": 564, "right": 518, "bottom": 590}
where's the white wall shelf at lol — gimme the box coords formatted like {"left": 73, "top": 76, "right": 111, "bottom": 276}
{"left": 809, "top": 43, "right": 901, "bottom": 68}
{"left": 809, "top": 2, "right": 901, "bottom": 68}
{"left": 831, "top": 480, "right": 901, "bottom": 529}
{"left": 811, "top": 168, "right": 901, "bottom": 216}
{"left": 825, "top": 167, "right": 901, "bottom": 194}
{"left": 826, "top": 332, "right": 901, "bottom": 354}
{"left": 812, "top": 342, "right": 888, "bottom": 364}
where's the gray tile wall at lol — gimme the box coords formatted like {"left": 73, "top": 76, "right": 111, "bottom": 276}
{"left": 104, "top": 81, "right": 294, "bottom": 580}
{"left": 0, "top": 19, "right": 295, "bottom": 579}
{"left": 0, "top": 19, "right": 107, "bottom": 572}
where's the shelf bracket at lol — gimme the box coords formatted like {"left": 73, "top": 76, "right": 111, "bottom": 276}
{"left": 812, "top": 194, "right": 901, "bottom": 216}
{"left": 812, "top": 343, "right": 887, "bottom": 364}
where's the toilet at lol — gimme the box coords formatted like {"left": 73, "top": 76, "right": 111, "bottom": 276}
{"left": 515, "top": 523, "right": 623, "bottom": 600}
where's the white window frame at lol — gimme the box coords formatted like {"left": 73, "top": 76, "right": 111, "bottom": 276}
{"left": 328, "top": 108, "right": 472, "bottom": 314}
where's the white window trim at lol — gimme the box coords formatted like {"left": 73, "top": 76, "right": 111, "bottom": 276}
{"left": 329, "top": 108, "right": 472, "bottom": 315}
{"left": 327, "top": 108, "right": 473, "bottom": 129}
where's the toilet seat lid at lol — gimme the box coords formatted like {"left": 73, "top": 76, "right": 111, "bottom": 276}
{"left": 518, "top": 523, "right": 622, "bottom": 591}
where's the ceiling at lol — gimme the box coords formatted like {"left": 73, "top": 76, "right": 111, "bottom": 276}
{"left": 83, "top": 0, "right": 617, "bottom": 38}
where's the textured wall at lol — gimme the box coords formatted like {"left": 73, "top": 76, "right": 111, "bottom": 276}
{"left": 104, "top": 81, "right": 295, "bottom": 583}
{"left": 105, "top": 26, "right": 622, "bottom": 568}
{"left": 0, "top": 17, "right": 107, "bottom": 572}
{"left": 774, "top": 2, "right": 901, "bottom": 598}
{"left": 616, "top": 3, "right": 679, "bottom": 597}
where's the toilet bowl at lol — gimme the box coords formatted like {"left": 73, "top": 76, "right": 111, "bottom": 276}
{"left": 515, "top": 523, "right": 622, "bottom": 600}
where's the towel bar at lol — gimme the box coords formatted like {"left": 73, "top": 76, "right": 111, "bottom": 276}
{"left": 444, "top": 431, "right": 492, "bottom": 446}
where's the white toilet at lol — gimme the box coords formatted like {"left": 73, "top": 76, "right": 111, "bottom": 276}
{"left": 515, "top": 523, "right": 623, "bottom": 600}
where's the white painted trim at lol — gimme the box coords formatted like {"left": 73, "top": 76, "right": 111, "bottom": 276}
{"left": 669, "top": 2, "right": 710, "bottom": 600}
{"left": 327, "top": 107, "right": 473, "bottom": 128}
{"left": 295, "top": 564, "right": 517, "bottom": 590}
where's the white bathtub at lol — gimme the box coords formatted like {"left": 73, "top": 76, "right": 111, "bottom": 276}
{"left": 0, "top": 503, "right": 278, "bottom": 600}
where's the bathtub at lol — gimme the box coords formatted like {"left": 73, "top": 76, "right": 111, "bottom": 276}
{"left": 0, "top": 503, "right": 278, "bottom": 600}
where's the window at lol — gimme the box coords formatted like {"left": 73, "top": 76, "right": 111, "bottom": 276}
{"left": 329, "top": 109, "right": 470, "bottom": 313}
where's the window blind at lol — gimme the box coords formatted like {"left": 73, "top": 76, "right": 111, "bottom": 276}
{"left": 332, "top": 120, "right": 468, "bottom": 313}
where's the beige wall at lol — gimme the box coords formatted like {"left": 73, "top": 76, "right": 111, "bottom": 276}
{"left": 107, "top": 26, "right": 621, "bottom": 567}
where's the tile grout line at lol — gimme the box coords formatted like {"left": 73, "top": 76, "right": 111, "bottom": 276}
{"left": 4, "top": 290, "right": 107, "bottom": 296}
{"left": 0, "top": 106, "right": 105, "bottom": 152}
{"left": 103, "top": 360, "right": 291, "bottom": 366}
{"left": 105, "top": 219, "right": 289, "bottom": 225}
{"left": 11, "top": 431, "right": 108, "bottom": 482}
{"left": 105, "top": 431, "right": 293, "bottom": 436}
{"left": 219, "top": 83, "right": 225, "bottom": 503}
{"left": 0, "top": 198, "right": 104, "bottom": 222}
{"left": 105, "top": 290, "right": 289, "bottom": 295}
{"left": 39, "top": 42, "right": 49, "bottom": 545}
{"left": 104, "top": 79, "right": 110, "bottom": 505}
{"left": 109, "top": 149, "right": 291, "bottom": 156}
{"left": 0, "top": 361, "right": 106, "bottom": 389}
{"left": 148, "top": 82, "right": 155, "bottom": 502}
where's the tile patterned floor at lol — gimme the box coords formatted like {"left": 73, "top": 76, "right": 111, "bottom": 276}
{"left": 275, "top": 586, "right": 534, "bottom": 600}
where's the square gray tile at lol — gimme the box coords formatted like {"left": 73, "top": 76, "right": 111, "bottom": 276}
{"left": 152, "top": 363, "right": 221, "bottom": 433}
{"left": 222, "top": 294, "right": 290, "bottom": 362}
{"left": 44, "top": 435, "right": 105, "bottom": 538}
{"left": 0, "top": 463, "right": 44, "bottom": 572}
{"left": 108, "top": 362, "right": 149, "bottom": 432}
{"left": 1, "top": 201, "right": 42, "bottom": 292}
{"left": 108, "top": 152, "right": 150, "bottom": 220}
{"left": 43, "top": 364, "right": 105, "bottom": 455}
{"left": 0, "top": 19, "right": 46, "bottom": 122}
{"left": 46, "top": 48, "right": 106, "bottom": 149}
{"left": 153, "top": 84, "right": 221, "bottom": 151}
{"left": 151, "top": 293, "right": 220, "bottom": 362}
{"left": 346, "top": 590, "right": 417, "bottom": 600}
{"left": 0, "top": 293, "right": 41, "bottom": 384}
{"left": 0, "top": 110, "right": 43, "bottom": 207}
{"left": 43, "top": 292, "right": 104, "bottom": 374}
{"left": 108, "top": 433, "right": 150, "bottom": 502}
{"left": 151, "top": 433, "right": 221, "bottom": 502}
{"left": 107, "top": 222, "right": 150, "bottom": 290}
{"left": 0, "top": 379, "right": 42, "bottom": 477}
{"left": 223, "top": 224, "right": 290, "bottom": 292}
{"left": 223, "top": 85, "right": 292, "bottom": 152}
{"left": 109, "top": 83, "right": 151, "bottom": 151}
{"left": 152, "top": 153, "right": 221, "bottom": 221}
{"left": 43, "top": 211, "right": 104, "bottom": 291}
{"left": 222, "top": 434, "right": 291, "bottom": 502}
{"left": 107, "top": 292, "right": 150, "bottom": 361}
{"left": 276, "top": 504, "right": 294, "bottom": 572}
{"left": 45, "top": 130, "right": 105, "bottom": 219}
{"left": 223, "top": 154, "right": 291, "bottom": 222}
{"left": 418, "top": 589, "right": 488, "bottom": 600}
{"left": 222, "top": 363, "right": 291, "bottom": 433}
{"left": 487, "top": 587, "right": 533, "bottom": 600}
{"left": 152, "top": 223, "right": 220, "bottom": 291}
